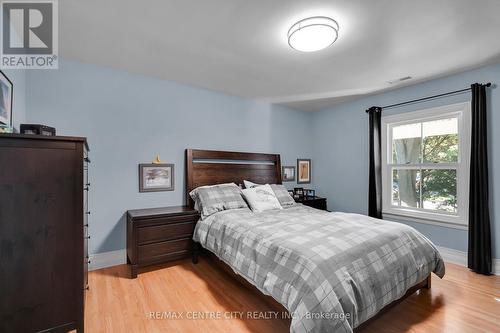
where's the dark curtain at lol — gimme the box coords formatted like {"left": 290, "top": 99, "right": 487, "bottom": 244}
{"left": 468, "top": 83, "right": 492, "bottom": 275}
{"left": 367, "top": 106, "right": 382, "bottom": 218}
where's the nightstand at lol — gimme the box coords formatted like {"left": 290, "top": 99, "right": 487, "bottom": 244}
{"left": 126, "top": 206, "right": 200, "bottom": 278}
{"left": 295, "top": 196, "right": 328, "bottom": 211}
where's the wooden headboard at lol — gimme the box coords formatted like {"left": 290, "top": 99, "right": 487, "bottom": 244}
{"left": 185, "top": 149, "right": 282, "bottom": 206}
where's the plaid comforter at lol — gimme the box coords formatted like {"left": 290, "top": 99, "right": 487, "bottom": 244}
{"left": 193, "top": 205, "right": 445, "bottom": 333}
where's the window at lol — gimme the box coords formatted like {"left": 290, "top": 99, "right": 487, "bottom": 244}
{"left": 381, "top": 102, "right": 471, "bottom": 228}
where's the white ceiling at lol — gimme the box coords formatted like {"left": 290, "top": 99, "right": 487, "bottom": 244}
{"left": 61, "top": 0, "right": 500, "bottom": 111}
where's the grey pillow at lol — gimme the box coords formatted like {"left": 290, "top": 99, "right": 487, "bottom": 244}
{"left": 270, "top": 184, "right": 296, "bottom": 208}
{"left": 190, "top": 183, "right": 248, "bottom": 219}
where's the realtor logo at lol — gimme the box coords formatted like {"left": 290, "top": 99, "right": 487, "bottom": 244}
{"left": 1, "top": 0, "right": 58, "bottom": 69}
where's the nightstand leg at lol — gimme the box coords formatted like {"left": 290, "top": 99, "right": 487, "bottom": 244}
{"left": 192, "top": 242, "right": 200, "bottom": 264}
{"left": 130, "top": 264, "right": 138, "bottom": 279}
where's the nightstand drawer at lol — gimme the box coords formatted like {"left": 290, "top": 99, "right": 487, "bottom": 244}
{"left": 138, "top": 238, "right": 192, "bottom": 262}
{"left": 303, "top": 199, "right": 327, "bottom": 211}
{"left": 138, "top": 221, "right": 196, "bottom": 244}
{"left": 136, "top": 214, "right": 198, "bottom": 228}
{"left": 294, "top": 196, "right": 328, "bottom": 211}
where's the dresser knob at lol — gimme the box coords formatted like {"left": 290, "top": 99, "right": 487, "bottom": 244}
{"left": 85, "top": 285, "right": 90, "bottom": 291}
{"left": 87, "top": 259, "right": 91, "bottom": 264}
{"left": 86, "top": 211, "right": 91, "bottom": 215}
{"left": 86, "top": 236, "right": 91, "bottom": 240}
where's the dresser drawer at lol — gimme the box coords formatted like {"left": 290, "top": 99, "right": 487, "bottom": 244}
{"left": 138, "top": 238, "right": 192, "bottom": 262}
{"left": 138, "top": 221, "right": 196, "bottom": 244}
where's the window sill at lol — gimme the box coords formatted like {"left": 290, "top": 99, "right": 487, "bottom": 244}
{"left": 382, "top": 212, "right": 468, "bottom": 230}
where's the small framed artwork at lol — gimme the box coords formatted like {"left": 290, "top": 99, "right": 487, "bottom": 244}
{"left": 282, "top": 166, "right": 296, "bottom": 182}
{"left": 139, "top": 163, "right": 174, "bottom": 192}
{"left": 0, "top": 71, "right": 13, "bottom": 127}
{"left": 297, "top": 159, "right": 311, "bottom": 184}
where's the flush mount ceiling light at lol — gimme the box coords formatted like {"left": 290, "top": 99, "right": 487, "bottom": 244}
{"left": 287, "top": 16, "right": 339, "bottom": 52}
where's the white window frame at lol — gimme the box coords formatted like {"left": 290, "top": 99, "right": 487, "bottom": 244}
{"left": 381, "top": 102, "right": 471, "bottom": 230}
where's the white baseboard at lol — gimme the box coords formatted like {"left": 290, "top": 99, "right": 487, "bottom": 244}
{"left": 89, "top": 249, "right": 126, "bottom": 271}
{"left": 436, "top": 246, "right": 500, "bottom": 275}
{"left": 435, "top": 246, "right": 468, "bottom": 266}
{"left": 88, "top": 246, "right": 500, "bottom": 275}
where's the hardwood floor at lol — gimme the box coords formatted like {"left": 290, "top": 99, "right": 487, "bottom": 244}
{"left": 85, "top": 258, "right": 500, "bottom": 333}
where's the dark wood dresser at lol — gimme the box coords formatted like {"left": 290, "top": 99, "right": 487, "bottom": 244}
{"left": 0, "top": 134, "right": 89, "bottom": 332}
{"left": 127, "top": 206, "right": 199, "bottom": 278}
{"left": 295, "top": 196, "right": 328, "bottom": 211}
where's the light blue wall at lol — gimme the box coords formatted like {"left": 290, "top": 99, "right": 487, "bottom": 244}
{"left": 312, "top": 63, "right": 500, "bottom": 258}
{"left": 2, "top": 69, "right": 26, "bottom": 129}
{"left": 26, "top": 60, "right": 313, "bottom": 254}
{"left": 24, "top": 58, "right": 500, "bottom": 259}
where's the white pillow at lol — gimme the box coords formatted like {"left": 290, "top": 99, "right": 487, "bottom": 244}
{"left": 242, "top": 184, "right": 283, "bottom": 213}
{"left": 243, "top": 180, "right": 295, "bottom": 208}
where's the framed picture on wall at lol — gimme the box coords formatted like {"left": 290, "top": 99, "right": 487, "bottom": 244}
{"left": 282, "top": 166, "right": 296, "bottom": 182}
{"left": 297, "top": 159, "right": 311, "bottom": 184}
{"left": 139, "top": 163, "right": 174, "bottom": 192}
{"left": 0, "top": 71, "right": 13, "bottom": 127}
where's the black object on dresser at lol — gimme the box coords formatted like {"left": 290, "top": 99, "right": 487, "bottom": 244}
{"left": 295, "top": 196, "right": 328, "bottom": 211}
{"left": 127, "top": 206, "right": 200, "bottom": 278}
{"left": 20, "top": 123, "right": 56, "bottom": 136}
{"left": 0, "top": 134, "right": 89, "bottom": 333}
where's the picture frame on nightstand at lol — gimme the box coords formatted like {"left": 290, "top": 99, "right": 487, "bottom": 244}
{"left": 304, "top": 189, "right": 315, "bottom": 197}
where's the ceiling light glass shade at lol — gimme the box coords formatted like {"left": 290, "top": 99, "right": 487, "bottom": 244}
{"left": 288, "top": 16, "right": 339, "bottom": 52}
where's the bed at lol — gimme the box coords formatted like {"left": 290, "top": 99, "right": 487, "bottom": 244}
{"left": 186, "top": 149, "right": 445, "bottom": 333}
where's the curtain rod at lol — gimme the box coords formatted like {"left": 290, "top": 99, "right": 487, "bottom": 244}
{"left": 366, "top": 82, "right": 492, "bottom": 112}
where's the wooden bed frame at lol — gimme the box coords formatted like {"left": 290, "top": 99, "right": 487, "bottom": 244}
{"left": 186, "top": 148, "right": 282, "bottom": 207}
{"left": 185, "top": 148, "right": 431, "bottom": 331}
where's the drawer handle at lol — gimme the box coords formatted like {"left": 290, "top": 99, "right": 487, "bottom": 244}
{"left": 87, "top": 259, "right": 91, "bottom": 264}
{"left": 86, "top": 236, "right": 91, "bottom": 240}
{"left": 85, "top": 285, "right": 90, "bottom": 291}
{"left": 84, "top": 224, "right": 89, "bottom": 227}
{"left": 86, "top": 211, "right": 91, "bottom": 215}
